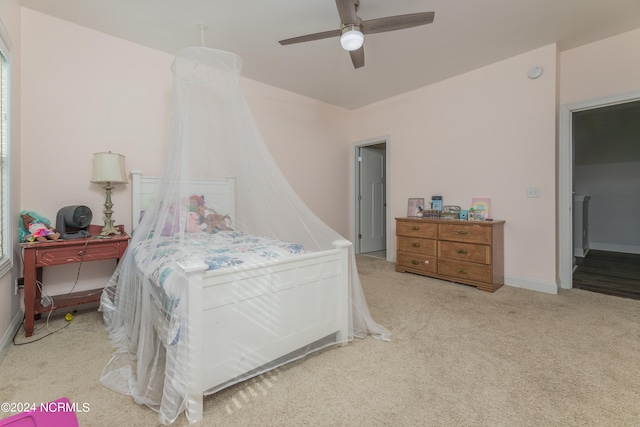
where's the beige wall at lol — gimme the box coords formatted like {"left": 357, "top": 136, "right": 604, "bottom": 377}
{"left": 560, "top": 27, "right": 640, "bottom": 105}
{"left": 240, "top": 78, "right": 352, "bottom": 234}
{"left": 351, "top": 45, "right": 558, "bottom": 292}
{"left": 0, "top": 0, "right": 22, "bottom": 359}
{"left": 20, "top": 9, "right": 175, "bottom": 295}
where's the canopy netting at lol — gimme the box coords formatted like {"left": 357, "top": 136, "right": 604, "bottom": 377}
{"left": 99, "top": 47, "right": 390, "bottom": 424}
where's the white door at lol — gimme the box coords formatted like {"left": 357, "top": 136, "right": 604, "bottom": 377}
{"left": 359, "top": 146, "right": 386, "bottom": 253}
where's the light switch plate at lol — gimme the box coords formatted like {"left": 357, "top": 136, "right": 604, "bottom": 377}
{"left": 526, "top": 187, "right": 541, "bottom": 198}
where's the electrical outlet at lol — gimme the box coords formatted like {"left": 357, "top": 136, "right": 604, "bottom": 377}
{"left": 526, "top": 187, "right": 541, "bottom": 198}
{"left": 14, "top": 277, "right": 23, "bottom": 295}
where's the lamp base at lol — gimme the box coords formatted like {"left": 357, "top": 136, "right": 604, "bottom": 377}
{"left": 100, "top": 182, "right": 121, "bottom": 236}
{"left": 100, "top": 222, "right": 121, "bottom": 236}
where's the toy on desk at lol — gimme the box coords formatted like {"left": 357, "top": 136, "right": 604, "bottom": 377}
{"left": 19, "top": 211, "right": 61, "bottom": 242}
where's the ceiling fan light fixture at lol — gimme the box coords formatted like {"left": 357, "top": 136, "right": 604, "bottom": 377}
{"left": 340, "top": 25, "right": 364, "bottom": 51}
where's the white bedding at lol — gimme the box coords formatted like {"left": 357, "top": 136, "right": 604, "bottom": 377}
{"left": 133, "top": 231, "right": 308, "bottom": 298}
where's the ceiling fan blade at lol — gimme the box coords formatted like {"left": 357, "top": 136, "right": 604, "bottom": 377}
{"left": 279, "top": 29, "right": 341, "bottom": 45}
{"left": 335, "top": 0, "right": 359, "bottom": 25}
{"left": 362, "top": 12, "right": 435, "bottom": 35}
{"left": 349, "top": 46, "right": 364, "bottom": 69}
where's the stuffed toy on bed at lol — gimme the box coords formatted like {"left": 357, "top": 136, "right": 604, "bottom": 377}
{"left": 187, "top": 194, "right": 233, "bottom": 233}
{"left": 186, "top": 212, "right": 203, "bottom": 233}
{"left": 203, "top": 212, "right": 233, "bottom": 233}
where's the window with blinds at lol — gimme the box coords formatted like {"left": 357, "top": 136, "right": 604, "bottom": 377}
{"left": 0, "top": 21, "right": 12, "bottom": 276}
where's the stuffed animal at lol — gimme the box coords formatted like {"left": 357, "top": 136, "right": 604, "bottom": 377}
{"left": 194, "top": 205, "right": 207, "bottom": 224}
{"left": 185, "top": 212, "right": 203, "bottom": 233}
{"left": 188, "top": 195, "right": 205, "bottom": 212}
{"left": 21, "top": 213, "right": 61, "bottom": 242}
{"left": 204, "top": 212, "right": 233, "bottom": 233}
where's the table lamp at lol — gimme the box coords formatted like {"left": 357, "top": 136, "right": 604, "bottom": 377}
{"left": 91, "top": 152, "right": 128, "bottom": 235}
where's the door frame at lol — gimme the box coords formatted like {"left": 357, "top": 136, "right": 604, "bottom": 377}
{"left": 350, "top": 136, "right": 391, "bottom": 259}
{"left": 558, "top": 89, "right": 640, "bottom": 288}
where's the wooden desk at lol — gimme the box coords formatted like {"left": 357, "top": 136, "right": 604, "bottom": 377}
{"left": 20, "top": 224, "right": 129, "bottom": 337}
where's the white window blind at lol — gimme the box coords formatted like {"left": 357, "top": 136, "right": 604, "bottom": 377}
{"left": 0, "top": 18, "right": 13, "bottom": 277}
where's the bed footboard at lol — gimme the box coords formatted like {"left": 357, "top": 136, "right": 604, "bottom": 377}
{"left": 181, "top": 239, "right": 351, "bottom": 423}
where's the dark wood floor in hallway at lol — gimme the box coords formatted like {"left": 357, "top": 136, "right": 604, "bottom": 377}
{"left": 573, "top": 250, "right": 640, "bottom": 300}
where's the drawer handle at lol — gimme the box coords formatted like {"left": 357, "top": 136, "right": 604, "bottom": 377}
{"left": 410, "top": 226, "right": 420, "bottom": 231}
{"left": 457, "top": 268, "right": 468, "bottom": 274}
{"left": 412, "top": 243, "right": 421, "bottom": 248}
{"left": 457, "top": 229, "right": 468, "bottom": 235}
{"left": 412, "top": 260, "right": 430, "bottom": 265}
{"left": 456, "top": 249, "right": 468, "bottom": 254}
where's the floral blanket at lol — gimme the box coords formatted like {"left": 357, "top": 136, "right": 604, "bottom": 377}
{"left": 133, "top": 231, "right": 307, "bottom": 298}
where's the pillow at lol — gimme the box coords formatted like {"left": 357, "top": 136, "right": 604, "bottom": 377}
{"left": 139, "top": 206, "right": 181, "bottom": 236}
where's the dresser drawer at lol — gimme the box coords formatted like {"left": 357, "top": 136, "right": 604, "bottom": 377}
{"left": 397, "top": 252, "right": 437, "bottom": 274}
{"left": 397, "top": 236, "right": 436, "bottom": 256}
{"left": 437, "top": 259, "right": 492, "bottom": 283}
{"left": 396, "top": 221, "right": 437, "bottom": 239}
{"left": 395, "top": 217, "right": 504, "bottom": 292}
{"left": 438, "top": 223, "right": 491, "bottom": 245}
{"left": 36, "top": 242, "right": 123, "bottom": 266}
{"left": 438, "top": 241, "right": 490, "bottom": 265}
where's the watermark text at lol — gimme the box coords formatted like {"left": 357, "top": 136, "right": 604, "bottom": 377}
{"left": 1, "top": 401, "right": 90, "bottom": 414}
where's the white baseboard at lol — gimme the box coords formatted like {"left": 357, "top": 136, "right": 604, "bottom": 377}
{"left": 0, "top": 309, "right": 23, "bottom": 367}
{"left": 504, "top": 275, "right": 558, "bottom": 295}
{"left": 574, "top": 248, "right": 589, "bottom": 258}
{"left": 589, "top": 242, "right": 640, "bottom": 255}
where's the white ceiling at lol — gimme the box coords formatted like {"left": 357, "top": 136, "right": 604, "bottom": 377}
{"left": 20, "top": 0, "right": 640, "bottom": 110}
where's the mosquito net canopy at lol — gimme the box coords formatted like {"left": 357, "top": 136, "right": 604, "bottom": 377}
{"left": 99, "top": 47, "right": 390, "bottom": 424}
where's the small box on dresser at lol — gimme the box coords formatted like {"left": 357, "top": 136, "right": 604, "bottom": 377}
{"left": 396, "top": 217, "right": 505, "bottom": 292}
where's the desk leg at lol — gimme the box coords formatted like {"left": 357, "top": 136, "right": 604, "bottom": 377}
{"left": 35, "top": 268, "right": 43, "bottom": 320}
{"left": 23, "top": 250, "right": 36, "bottom": 337}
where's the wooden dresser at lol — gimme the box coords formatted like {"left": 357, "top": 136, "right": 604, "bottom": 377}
{"left": 396, "top": 217, "right": 505, "bottom": 292}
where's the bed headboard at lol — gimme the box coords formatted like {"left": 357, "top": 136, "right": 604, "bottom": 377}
{"left": 131, "top": 170, "right": 236, "bottom": 232}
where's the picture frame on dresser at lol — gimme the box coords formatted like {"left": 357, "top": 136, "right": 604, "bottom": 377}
{"left": 407, "top": 198, "right": 425, "bottom": 217}
{"left": 471, "top": 198, "right": 491, "bottom": 219}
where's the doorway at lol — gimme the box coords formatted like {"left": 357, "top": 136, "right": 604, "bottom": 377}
{"left": 573, "top": 250, "right": 640, "bottom": 299}
{"left": 559, "top": 89, "right": 640, "bottom": 290}
{"left": 353, "top": 139, "right": 388, "bottom": 259}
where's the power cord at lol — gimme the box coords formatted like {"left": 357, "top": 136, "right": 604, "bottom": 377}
{"left": 62, "top": 239, "right": 90, "bottom": 297}
{"left": 12, "top": 312, "right": 71, "bottom": 346}
{"left": 16, "top": 239, "right": 92, "bottom": 342}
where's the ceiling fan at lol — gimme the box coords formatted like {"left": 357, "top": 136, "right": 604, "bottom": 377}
{"left": 278, "top": 0, "right": 435, "bottom": 69}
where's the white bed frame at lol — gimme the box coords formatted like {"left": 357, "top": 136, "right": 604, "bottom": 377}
{"left": 130, "top": 171, "right": 351, "bottom": 423}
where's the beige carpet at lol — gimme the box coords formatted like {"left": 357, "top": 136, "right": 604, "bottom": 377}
{"left": 1, "top": 255, "right": 639, "bottom": 426}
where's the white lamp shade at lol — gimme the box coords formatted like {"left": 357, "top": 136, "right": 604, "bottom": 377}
{"left": 340, "top": 28, "right": 364, "bottom": 51}
{"left": 91, "top": 152, "right": 128, "bottom": 184}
